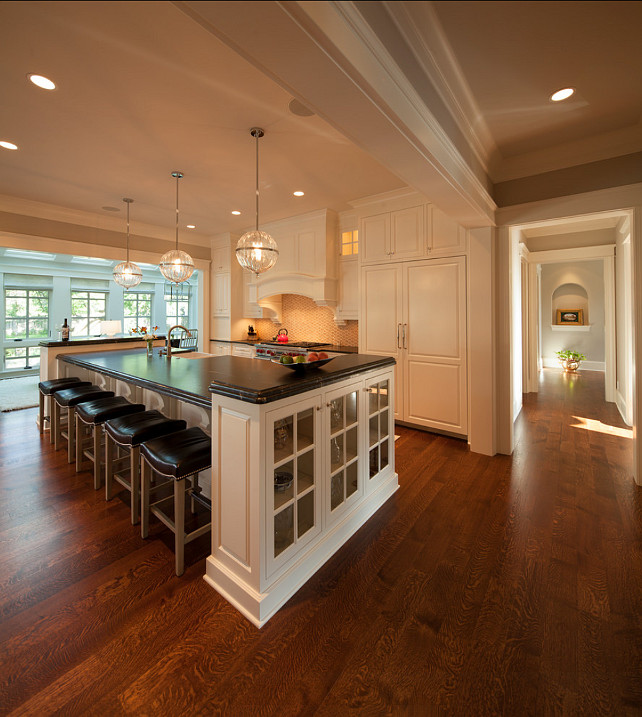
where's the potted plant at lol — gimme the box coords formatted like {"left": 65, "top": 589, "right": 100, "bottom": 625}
{"left": 555, "top": 349, "right": 586, "bottom": 373}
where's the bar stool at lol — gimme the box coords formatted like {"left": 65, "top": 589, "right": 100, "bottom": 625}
{"left": 140, "top": 427, "right": 212, "bottom": 576}
{"left": 53, "top": 385, "right": 115, "bottom": 462}
{"left": 104, "top": 410, "right": 186, "bottom": 525}
{"left": 75, "top": 397, "right": 146, "bottom": 489}
{"left": 38, "top": 377, "right": 88, "bottom": 441}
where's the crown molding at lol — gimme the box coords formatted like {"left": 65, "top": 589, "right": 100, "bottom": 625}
{"left": 0, "top": 194, "right": 211, "bottom": 247}
{"left": 382, "top": 1, "right": 497, "bottom": 173}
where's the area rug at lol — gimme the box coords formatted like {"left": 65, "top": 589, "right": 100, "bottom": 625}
{"left": 0, "top": 375, "right": 40, "bottom": 412}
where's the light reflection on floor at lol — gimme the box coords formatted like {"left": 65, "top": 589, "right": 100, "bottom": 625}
{"left": 571, "top": 415, "right": 633, "bottom": 439}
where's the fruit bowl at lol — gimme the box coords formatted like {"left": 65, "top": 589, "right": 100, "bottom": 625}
{"left": 271, "top": 357, "right": 334, "bottom": 371}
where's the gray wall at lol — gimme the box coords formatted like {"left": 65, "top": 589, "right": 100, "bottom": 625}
{"left": 540, "top": 260, "right": 605, "bottom": 364}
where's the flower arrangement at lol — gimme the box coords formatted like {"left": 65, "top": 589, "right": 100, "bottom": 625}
{"left": 131, "top": 325, "right": 159, "bottom": 354}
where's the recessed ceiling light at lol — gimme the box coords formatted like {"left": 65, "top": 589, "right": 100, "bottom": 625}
{"left": 293, "top": 191, "right": 304, "bottom": 197}
{"left": 550, "top": 88, "right": 574, "bottom": 102}
{"left": 186, "top": 224, "right": 196, "bottom": 229}
{"left": 231, "top": 210, "right": 241, "bottom": 215}
{"left": 28, "top": 74, "right": 56, "bottom": 90}
{"left": 0, "top": 141, "right": 18, "bottom": 151}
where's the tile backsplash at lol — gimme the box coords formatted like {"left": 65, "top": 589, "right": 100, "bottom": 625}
{"left": 254, "top": 295, "right": 358, "bottom": 346}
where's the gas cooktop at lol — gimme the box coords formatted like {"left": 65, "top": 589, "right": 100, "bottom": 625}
{"left": 258, "top": 341, "right": 331, "bottom": 348}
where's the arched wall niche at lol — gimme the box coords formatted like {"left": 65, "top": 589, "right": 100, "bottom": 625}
{"left": 552, "top": 282, "right": 589, "bottom": 324}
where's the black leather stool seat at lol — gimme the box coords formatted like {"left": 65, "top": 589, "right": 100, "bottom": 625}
{"left": 75, "top": 396, "right": 145, "bottom": 425}
{"left": 38, "top": 377, "right": 88, "bottom": 395}
{"left": 140, "top": 427, "right": 211, "bottom": 480}
{"left": 105, "top": 410, "right": 186, "bottom": 446}
{"left": 55, "top": 385, "right": 114, "bottom": 407}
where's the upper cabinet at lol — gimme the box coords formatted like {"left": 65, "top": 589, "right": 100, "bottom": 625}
{"left": 360, "top": 202, "right": 466, "bottom": 265}
{"left": 212, "top": 245, "right": 231, "bottom": 274}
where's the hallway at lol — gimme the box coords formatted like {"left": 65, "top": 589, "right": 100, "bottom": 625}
{"left": 0, "top": 369, "right": 640, "bottom": 715}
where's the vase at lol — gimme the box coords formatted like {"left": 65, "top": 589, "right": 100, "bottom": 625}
{"left": 561, "top": 358, "right": 580, "bottom": 372}
{"left": 146, "top": 340, "right": 154, "bottom": 357}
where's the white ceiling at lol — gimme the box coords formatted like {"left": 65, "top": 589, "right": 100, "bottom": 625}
{"left": 431, "top": 1, "right": 642, "bottom": 167}
{"left": 0, "top": 1, "right": 403, "bottom": 237}
{"left": 1, "top": 1, "right": 641, "bottom": 241}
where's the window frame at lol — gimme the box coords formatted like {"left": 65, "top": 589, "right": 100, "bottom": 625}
{"left": 71, "top": 289, "right": 108, "bottom": 337}
{"left": 3, "top": 287, "right": 50, "bottom": 341}
{"left": 123, "top": 291, "right": 153, "bottom": 333}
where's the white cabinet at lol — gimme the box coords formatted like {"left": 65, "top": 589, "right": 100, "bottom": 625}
{"left": 428, "top": 205, "right": 467, "bottom": 256}
{"left": 213, "top": 272, "right": 230, "bottom": 316}
{"left": 210, "top": 341, "right": 231, "bottom": 356}
{"left": 335, "top": 259, "right": 359, "bottom": 322}
{"left": 361, "top": 205, "right": 424, "bottom": 264}
{"left": 361, "top": 257, "right": 467, "bottom": 436}
{"left": 231, "top": 344, "right": 256, "bottom": 358}
{"left": 212, "top": 245, "right": 231, "bottom": 273}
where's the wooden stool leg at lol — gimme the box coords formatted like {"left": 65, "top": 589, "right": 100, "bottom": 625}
{"left": 53, "top": 401, "right": 61, "bottom": 450}
{"left": 105, "top": 433, "right": 114, "bottom": 500}
{"left": 190, "top": 474, "right": 199, "bottom": 514}
{"left": 39, "top": 391, "right": 45, "bottom": 434}
{"left": 75, "top": 414, "right": 83, "bottom": 471}
{"left": 174, "top": 479, "right": 185, "bottom": 577}
{"left": 141, "top": 460, "right": 151, "bottom": 539}
{"left": 93, "top": 424, "right": 102, "bottom": 490}
{"left": 67, "top": 407, "right": 75, "bottom": 464}
{"left": 130, "top": 445, "right": 140, "bottom": 525}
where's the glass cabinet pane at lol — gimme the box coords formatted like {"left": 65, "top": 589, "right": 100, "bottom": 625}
{"left": 346, "top": 427, "right": 358, "bottom": 462}
{"left": 330, "top": 397, "right": 343, "bottom": 434}
{"left": 381, "top": 440, "right": 389, "bottom": 471}
{"left": 369, "top": 446, "right": 379, "bottom": 478}
{"left": 379, "top": 380, "right": 389, "bottom": 409}
{"left": 331, "top": 471, "right": 344, "bottom": 511}
{"left": 297, "top": 450, "right": 314, "bottom": 494}
{"left": 274, "top": 461, "right": 294, "bottom": 510}
{"left": 346, "top": 391, "right": 358, "bottom": 426}
{"left": 274, "top": 417, "right": 293, "bottom": 463}
{"left": 331, "top": 434, "right": 344, "bottom": 473}
{"left": 369, "top": 415, "right": 378, "bottom": 447}
{"left": 297, "top": 492, "right": 314, "bottom": 537}
{"left": 297, "top": 408, "right": 314, "bottom": 450}
{"left": 368, "top": 387, "right": 378, "bottom": 415}
{"left": 346, "top": 462, "right": 358, "bottom": 498}
{"left": 274, "top": 505, "right": 294, "bottom": 557}
{"left": 380, "top": 409, "right": 389, "bottom": 439}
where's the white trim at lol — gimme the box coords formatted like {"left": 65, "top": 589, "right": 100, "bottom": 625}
{"left": 529, "top": 245, "right": 615, "bottom": 264}
{"left": 551, "top": 324, "right": 591, "bottom": 332}
{"left": 616, "top": 388, "right": 633, "bottom": 427}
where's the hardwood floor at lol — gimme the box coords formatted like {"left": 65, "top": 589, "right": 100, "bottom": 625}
{"left": 1, "top": 369, "right": 641, "bottom": 715}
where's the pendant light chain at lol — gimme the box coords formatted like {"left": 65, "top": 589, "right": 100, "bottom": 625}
{"left": 113, "top": 197, "right": 142, "bottom": 289}
{"left": 175, "top": 172, "right": 180, "bottom": 250}
{"left": 125, "top": 198, "right": 131, "bottom": 262}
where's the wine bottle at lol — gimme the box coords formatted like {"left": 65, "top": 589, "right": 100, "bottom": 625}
{"left": 61, "top": 318, "right": 70, "bottom": 341}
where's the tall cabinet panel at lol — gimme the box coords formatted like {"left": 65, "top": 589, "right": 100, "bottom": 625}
{"left": 361, "top": 257, "right": 467, "bottom": 436}
{"left": 403, "top": 258, "right": 467, "bottom": 434}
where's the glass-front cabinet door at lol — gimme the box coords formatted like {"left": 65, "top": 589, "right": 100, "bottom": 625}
{"left": 325, "top": 381, "right": 362, "bottom": 523}
{"left": 366, "top": 374, "right": 393, "bottom": 488}
{"left": 267, "top": 395, "right": 321, "bottom": 575}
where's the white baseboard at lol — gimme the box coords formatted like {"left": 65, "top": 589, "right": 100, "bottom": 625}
{"left": 616, "top": 389, "right": 633, "bottom": 426}
{"left": 542, "top": 357, "right": 605, "bottom": 371}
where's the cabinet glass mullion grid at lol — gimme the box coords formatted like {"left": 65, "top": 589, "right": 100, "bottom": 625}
{"left": 368, "top": 378, "right": 391, "bottom": 479}
{"left": 272, "top": 405, "right": 317, "bottom": 559}
{"left": 329, "top": 388, "right": 360, "bottom": 513}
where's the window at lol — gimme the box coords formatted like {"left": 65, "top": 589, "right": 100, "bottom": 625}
{"left": 123, "top": 292, "right": 152, "bottom": 333}
{"left": 4, "top": 346, "right": 41, "bottom": 370}
{"left": 164, "top": 283, "right": 190, "bottom": 330}
{"left": 71, "top": 291, "right": 107, "bottom": 337}
{"left": 341, "top": 229, "right": 358, "bottom": 257}
{"left": 4, "top": 288, "right": 49, "bottom": 339}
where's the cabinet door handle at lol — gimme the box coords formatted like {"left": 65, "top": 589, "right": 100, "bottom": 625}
{"left": 397, "top": 323, "right": 401, "bottom": 349}
{"left": 403, "top": 323, "right": 407, "bottom": 349}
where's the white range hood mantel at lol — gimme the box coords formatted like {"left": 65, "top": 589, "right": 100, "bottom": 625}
{"left": 248, "top": 208, "right": 340, "bottom": 320}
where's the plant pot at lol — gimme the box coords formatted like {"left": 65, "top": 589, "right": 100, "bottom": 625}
{"left": 561, "top": 358, "right": 580, "bottom": 372}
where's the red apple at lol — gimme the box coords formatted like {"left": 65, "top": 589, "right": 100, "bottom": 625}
{"left": 317, "top": 351, "right": 328, "bottom": 360}
{"left": 307, "top": 352, "right": 319, "bottom": 362}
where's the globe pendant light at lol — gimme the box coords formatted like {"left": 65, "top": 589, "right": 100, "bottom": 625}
{"left": 113, "top": 198, "right": 143, "bottom": 289}
{"left": 159, "top": 171, "right": 195, "bottom": 284}
{"left": 236, "top": 127, "right": 279, "bottom": 275}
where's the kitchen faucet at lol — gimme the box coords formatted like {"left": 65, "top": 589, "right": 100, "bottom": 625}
{"left": 161, "top": 325, "right": 191, "bottom": 358}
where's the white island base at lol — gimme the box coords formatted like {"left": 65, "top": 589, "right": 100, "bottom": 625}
{"left": 205, "top": 365, "right": 397, "bottom": 627}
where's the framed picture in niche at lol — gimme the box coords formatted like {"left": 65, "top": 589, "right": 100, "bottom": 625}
{"left": 556, "top": 309, "right": 583, "bottom": 326}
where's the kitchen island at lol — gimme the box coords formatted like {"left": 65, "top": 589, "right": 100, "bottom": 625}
{"left": 59, "top": 348, "right": 397, "bottom": 626}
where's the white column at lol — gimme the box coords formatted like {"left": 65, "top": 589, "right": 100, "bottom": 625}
{"left": 495, "top": 225, "right": 514, "bottom": 455}
{"left": 632, "top": 206, "right": 642, "bottom": 485}
{"left": 603, "top": 255, "right": 616, "bottom": 403}
{"left": 468, "top": 226, "right": 495, "bottom": 455}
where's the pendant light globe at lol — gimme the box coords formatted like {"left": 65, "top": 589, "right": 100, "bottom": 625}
{"left": 160, "top": 171, "right": 194, "bottom": 284}
{"left": 113, "top": 198, "right": 143, "bottom": 289}
{"left": 235, "top": 128, "right": 279, "bottom": 276}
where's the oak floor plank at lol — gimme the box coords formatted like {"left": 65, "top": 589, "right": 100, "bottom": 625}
{"left": 1, "top": 369, "right": 641, "bottom": 715}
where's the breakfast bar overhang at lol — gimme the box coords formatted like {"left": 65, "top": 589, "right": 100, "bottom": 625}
{"left": 60, "top": 349, "right": 397, "bottom": 626}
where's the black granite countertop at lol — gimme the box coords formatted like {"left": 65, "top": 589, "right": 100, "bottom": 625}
{"left": 60, "top": 348, "right": 394, "bottom": 407}
{"left": 41, "top": 336, "right": 166, "bottom": 348}
{"left": 210, "top": 338, "right": 359, "bottom": 354}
